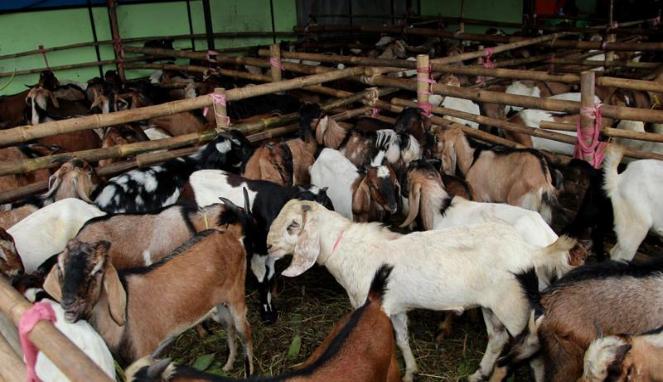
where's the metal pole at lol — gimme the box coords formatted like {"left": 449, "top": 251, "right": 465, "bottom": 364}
{"left": 86, "top": 0, "right": 103, "bottom": 78}
{"left": 202, "top": 0, "right": 215, "bottom": 50}
{"left": 269, "top": 0, "right": 277, "bottom": 44}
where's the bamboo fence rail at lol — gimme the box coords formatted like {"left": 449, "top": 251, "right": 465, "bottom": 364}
{"left": 0, "top": 276, "right": 114, "bottom": 382}
{"left": 0, "top": 66, "right": 367, "bottom": 148}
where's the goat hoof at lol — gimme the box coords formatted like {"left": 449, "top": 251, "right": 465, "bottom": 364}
{"left": 222, "top": 362, "right": 234, "bottom": 372}
{"left": 260, "top": 309, "right": 278, "bottom": 324}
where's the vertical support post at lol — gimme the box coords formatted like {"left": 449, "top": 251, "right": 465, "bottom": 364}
{"left": 186, "top": 0, "right": 196, "bottom": 51}
{"left": 579, "top": 71, "right": 596, "bottom": 163}
{"left": 213, "top": 88, "right": 229, "bottom": 131}
{"left": 390, "top": 0, "right": 395, "bottom": 25}
{"left": 416, "top": 54, "right": 431, "bottom": 117}
{"left": 202, "top": 0, "right": 215, "bottom": 51}
{"left": 86, "top": 0, "right": 103, "bottom": 78}
{"left": 107, "top": 0, "right": 125, "bottom": 82}
{"left": 270, "top": 44, "right": 282, "bottom": 82}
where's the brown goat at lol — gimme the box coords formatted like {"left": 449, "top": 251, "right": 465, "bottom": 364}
{"left": 0, "top": 228, "right": 23, "bottom": 278}
{"left": 243, "top": 142, "right": 293, "bottom": 186}
{"left": 99, "top": 125, "right": 149, "bottom": 167}
{"left": 495, "top": 260, "right": 663, "bottom": 382}
{"left": 351, "top": 163, "right": 401, "bottom": 223}
{"left": 42, "top": 158, "right": 99, "bottom": 204}
{"left": 44, "top": 228, "right": 253, "bottom": 372}
{"left": 149, "top": 112, "right": 207, "bottom": 137}
{"left": 0, "top": 146, "right": 50, "bottom": 193}
{"left": 314, "top": 115, "right": 348, "bottom": 149}
{"left": 124, "top": 264, "right": 399, "bottom": 382}
{"left": 0, "top": 89, "right": 30, "bottom": 128}
{"left": 433, "top": 127, "right": 556, "bottom": 223}
{"left": 580, "top": 327, "right": 663, "bottom": 382}
{"left": 0, "top": 204, "right": 38, "bottom": 230}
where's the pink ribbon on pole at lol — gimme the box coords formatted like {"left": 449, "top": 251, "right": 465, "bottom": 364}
{"left": 483, "top": 47, "right": 496, "bottom": 69}
{"left": 419, "top": 101, "right": 433, "bottom": 117}
{"left": 574, "top": 104, "right": 607, "bottom": 169}
{"left": 371, "top": 107, "right": 380, "bottom": 118}
{"left": 270, "top": 57, "right": 284, "bottom": 70}
{"left": 19, "top": 301, "right": 56, "bottom": 382}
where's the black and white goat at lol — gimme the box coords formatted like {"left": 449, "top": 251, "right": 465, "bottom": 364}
{"left": 187, "top": 169, "right": 333, "bottom": 323}
{"left": 94, "top": 130, "right": 253, "bottom": 213}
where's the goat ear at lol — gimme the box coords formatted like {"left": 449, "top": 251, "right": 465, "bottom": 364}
{"left": 43, "top": 266, "right": 63, "bottom": 302}
{"left": 147, "top": 358, "right": 172, "bottom": 379}
{"left": 282, "top": 204, "right": 320, "bottom": 278}
{"left": 48, "top": 90, "right": 60, "bottom": 109}
{"left": 99, "top": 242, "right": 126, "bottom": 326}
{"left": 351, "top": 179, "right": 371, "bottom": 218}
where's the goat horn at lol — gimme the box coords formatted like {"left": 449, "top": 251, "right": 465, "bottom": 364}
{"left": 400, "top": 182, "right": 421, "bottom": 228}
{"left": 42, "top": 174, "right": 62, "bottom": 199}
{"left": 74, "top": 177, "right": 94, "bottom": 203}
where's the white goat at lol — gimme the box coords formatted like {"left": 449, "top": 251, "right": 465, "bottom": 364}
{"left": 8, "top": 198, "right": 105, "bottom": 273}
{"left": 266, "top": 200, "right": 577, "bottom": 382}
{"left": 603, "top": 144, "right": 663, "bottom": 261}
{"left": 614, "top": 120, "right": 663, "bottom": 159}
{"left": 35, "top": 299, "right": 116, "bottom": 382}
{"left": 516, "top": 109, "right": 576, "bottom": 155}
{"left": 505, "top": 81, "right": 541, "bottom": 115}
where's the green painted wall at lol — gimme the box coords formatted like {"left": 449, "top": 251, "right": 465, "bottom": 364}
{"left": 421, "top": 0, "right": 523, "bottom": 32}
{"left": 0, "top": 0, "right": 297, "bottom": 95}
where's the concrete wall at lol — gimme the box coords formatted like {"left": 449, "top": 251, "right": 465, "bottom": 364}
{"left": 0, "top": 0, "right": 297, "bottom": 95}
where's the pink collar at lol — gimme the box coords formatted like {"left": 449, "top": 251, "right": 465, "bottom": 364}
{"left": 331, "top": 229, "right": 345, "bottom": 254}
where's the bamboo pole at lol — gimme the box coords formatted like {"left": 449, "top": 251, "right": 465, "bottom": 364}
{"left": 391, "top": 97, "right": 663, "bottom": 160}
{"left": 0, "top": 276, "right": 114, "bottom": 382}
{"left": 0, "top": 66, "right": 367, "bottom": 147}
{"left": 0, "top": 332, "right": 26, "bottom": 382}
{"left": 0, "top": 56, "right": 150, "bottom": 79}
{"left": 270, "top": 44, "right": 282, "bottom": 82}
{"left": 107, "top": 0, "right": 126, "bottom": 82}
{"left": 539, "top": 121, "right": 663, "bottom": 142}
{"left": 360, "top": 75, "right": 663, "bottom": 123}
{"left": 0, "top": 102, "right": 379, "bottom": 203}
{"left": 549, "top": 58, "right": 658, "bottom": 70}
{"left": 416, "top": 54, "right": 430, "bottom": 115}
{"left": 213, "top": 88, "right": 229, "bottom": 131}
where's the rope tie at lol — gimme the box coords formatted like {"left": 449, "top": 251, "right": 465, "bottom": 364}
{"left": 475, "top": 48, "right": 496, "bottom": 86}
{"left": 575, "top": 104, "right": 607, "bottom": 169}
{"left": 417, "top": 66, "right": 434, "bottom": 117}
{"left": 20, "top": 301, "right": 56, "bottom": 382}
{"left": 651, "top": 94, "right": 662, "bottom": 109}
{"left": 371, "top": 107, "right": 380, "bottom": 118}
{"left": 269, "top": 57, "right": 284, "bottom": 71}
{"left": 207, "top": 93, "right": 231, "bottom": 129}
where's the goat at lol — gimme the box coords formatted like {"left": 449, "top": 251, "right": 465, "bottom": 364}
{"left": 243, "top": 104, "right": 321, "bottom": 186}
{"left": 561, "top": 159, "right": 614, "bottom": 259}
{"left": 310, "top": 148, "right": 400, "bottom": 222}
{"left": 603, "top": 144, "right": 663, "bottom": 261}
{"left": 0, "top": 204, "right": 38, "bottom": 229}
{"left": 393, "top": 107, "right": 429, "bottom": 147}
{"left": 8, "top": 198, "right": 106, "bottom": 273}
{"left": 613, "top": 120, "right": 663, "bottom": 159}
{"left": 314, "top": 114, "right": 348, "bottom": 149}
{"left": 44, "top": 229, "right": 254, "bottom": 373}
{"left": 433, "top": 127, "right": 557, "bottom": 223}
{"left": 75, "top": 202, "right": 256, "bottom": 270}
{"left": 0, "top": 89, "right": 31, "bottom": 128}
{"left": 41, "top": 158, "right": 99, "bottom": 205}
{"left": 94, "top": 131, "right": 253, "bottom": 213}
{"left": 374, "top": 129, "right": 422, "bottom": 171}
{"left": 148, "top": 111, "right": 208, "bottom": 137}
{"left": 495, "top": 259, "right": 663, "bottom": 382}
{"left": 266, "top": 200, "right": 578, "bottom": 382}
{"left": 433, "top": 75, "right": 481, "bottom": 129}
{"left": 580, "top": 326, "right": 663, "bottom": 382}
{"left": 189, "top": 169, "right": 333, "bottom": 323}
{"left": 0, "top": 228, "right": 23, "bottom": 278}
{"left": 99, "top": 125, "right": 149, "bottom": 167}
{"left": 125, "top": 264, "right": 400, "bottom": 382}
{"left": 0, "top": 146, "right": 51, "bottom": 194}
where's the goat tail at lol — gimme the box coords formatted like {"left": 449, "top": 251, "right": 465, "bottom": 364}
{"left": 367, "top": 264, "right": 394, "bottom": 305}
{"left": 537, "top": 235, "right": 578, "bottom": 277}
{"left": 603, "top": 144, "right": 624, "bottom": 198}
{"left": 400, "top": 182, "right": 422, "bottom": 228}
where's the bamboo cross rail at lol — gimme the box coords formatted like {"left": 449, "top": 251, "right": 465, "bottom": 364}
{"left": 390, "top": 97, "right": 663, "bottom": 161}
{"left": 0, "top": 276, "right": 114, "bottom": 382}
{"left": 539, "top": 121, "right": 663, "bottom": 143}
{"left": 0, "top": 102, "right": 382, "bottom": 203}
{"left": 0, "top": 86, "right": 395, "bottom": 177}
{"left": 0, "top": 56, "right": 150, "bottom": 79}
{"left": 0, "top": 66, "right": 367, "bottom": 148}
